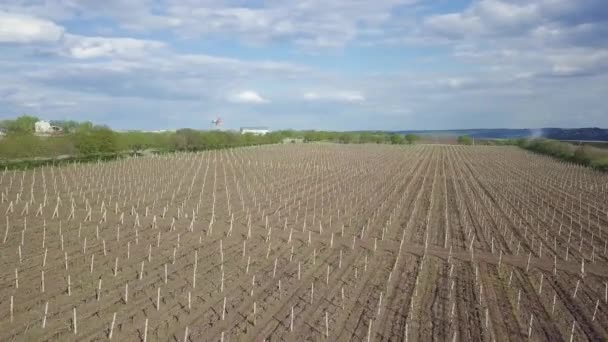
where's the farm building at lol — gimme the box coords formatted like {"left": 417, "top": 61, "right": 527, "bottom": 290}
{"left": 34, "top": 120, "right": 63, "bottom": 135}
{"left": 240, "top": 127, "right": 270, "bottom": 135}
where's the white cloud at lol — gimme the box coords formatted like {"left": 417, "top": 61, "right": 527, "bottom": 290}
{"left": 0, "top": 0, "right": 420, "bottom": 48}
{"left": 423, "top": 0, "right": 539, "bottom": 39}
{"left": 229, "top": 90, "right": 268, "bottom": 104}
{"left": 0, "top": 13, "right": 64, "bottom": 43}
{"left": 63, "top": 35, "right": 165, "bottom": 59}
{"left": 303, "top": 91, "right": 365, "bottom": 102}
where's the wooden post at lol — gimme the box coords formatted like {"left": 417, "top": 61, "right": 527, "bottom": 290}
{"left": 220, "top": 270, "right": 224, "bottom": 292}
{"left": 97, "top": 278, "right": 102, "bottom": 301}
{"left": 573, "top": 279, "right": 580, "bottom": 298}
{"left": 325, "top": 311, "right": 329, "bottom": 338}
{"left": 569, "top": 320, "right": 575, "bottom": 342}
{"left": 109, "top": 312, "right": 116, "bottom": 339}
{"left": 143, "top": 318, "right": 148, "bottom": 342}
{"left": 592, "top": 299, "right": 599, "bottom": 321}
{"left": 290, "top": 306, "right": 294, "bottom": 332}
{"left": 73, "top": 307, "right": 78, "bottom": 335}
{"left": 193, "top": 251, "right": 198, "bottom": 288}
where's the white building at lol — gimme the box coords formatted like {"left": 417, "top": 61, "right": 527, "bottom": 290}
{"left": 240, "top": 127, "right": 270, "bottom": 135}
{"left": 35, "top": 120, "right": 62, "bottom": 135}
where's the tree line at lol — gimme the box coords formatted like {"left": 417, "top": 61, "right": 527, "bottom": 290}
{"left": 0, "top": 116, "right": 422, "bottom": 161}
{"left": 463, "top": 136, "right": 608, "bottom": 171}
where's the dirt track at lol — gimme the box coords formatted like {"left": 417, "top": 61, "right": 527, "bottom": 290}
{"left": 0, "top": 144, "right": 607, "bottom": 341}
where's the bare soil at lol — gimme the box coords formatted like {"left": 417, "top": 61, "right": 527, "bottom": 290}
{"left": 0, "top": 144, "right": 607, "bottom": 341}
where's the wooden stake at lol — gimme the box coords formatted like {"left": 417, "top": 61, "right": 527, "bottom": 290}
{"left": 222, "top": 297, "right": 226, "bottom": 320}
{"left": 143, "top": 318, "right": 148, "bottom": 342}
{"left": 73, "top": 307, "right": 78, "bottom": 335}
{"left": 290, "top": 306, "right": 294, "bottom": 332}
{"left": 592, "top": 299, "right": 599, "bottom": 321}
{"left": 569, "top": 320, "right": 575, "bottom": 342}
{"left": 325, "top": 311, "right": 329, "bottom": 338}
{"left": 193, "top": 251, "right": 198, "bottom": 288}
{"left": 109, "top": 312, "right": 116, "bottom": 339}
{"left": 573, "top": 279, "right": 580, "bottom": 298}
{"left": 97, "top": 277, "right": 102, "bottom": 300}
{"left": 42, "top": 302, "right": 49, "bottom": 329}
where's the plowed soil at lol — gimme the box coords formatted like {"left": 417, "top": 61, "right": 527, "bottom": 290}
{"left": 1, "top": 144, "right": 607, "bottom": 341}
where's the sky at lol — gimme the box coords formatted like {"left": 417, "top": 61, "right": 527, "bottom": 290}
{"left": 0, "top": 0, "right": 607, "bottom": 131}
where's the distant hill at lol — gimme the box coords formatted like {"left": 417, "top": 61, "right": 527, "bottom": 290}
{"left": 388, "top": 128, "right": 608, "bottom": 142}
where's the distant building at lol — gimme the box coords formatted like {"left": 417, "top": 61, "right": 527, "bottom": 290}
{"left": 35, "top": 120, "right": 63, "bottom": 135}
{"left": 240, "top": 127, "right": 270, "bottom": 135}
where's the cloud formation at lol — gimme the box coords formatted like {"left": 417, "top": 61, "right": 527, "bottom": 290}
{"left": 63, "top": 35, "right": 166, "bottom": 59}
{"left": 229, "top": 91, "right": 268, "bottom": 104}
{"left": 0, "top": 13, "right": 64, "bottom": 43}
{"left": 303, "top": 91, "right": 365, "bottom": 102}
{"left": 0, "top": 0, "right": 606, "bottom": 130}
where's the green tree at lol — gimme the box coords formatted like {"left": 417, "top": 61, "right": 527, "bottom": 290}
{"left": 404, "top": 134, "right": 420, "bottom": 144}
{"left": 74, "top": 125, "right": 117, "bottom": 154}
{"left": 1, "top": 115, "right": 39, "bottom": 135}
{"left": 390, "top": 134, "right": 404, "bottom": 144}
{"left": 339, "top": 133, "right": 354, "bottom": 144}
{"left": 457, "top": 135, "right": 474, "bottom": 145}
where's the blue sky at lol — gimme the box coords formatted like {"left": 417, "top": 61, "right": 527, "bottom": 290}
{"left": 0, "top": 0, "right": 607, "bottom": 131}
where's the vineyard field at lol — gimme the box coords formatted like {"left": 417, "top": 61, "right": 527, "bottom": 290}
{"left": 1, "top": 144, "right": 607, "bottom": 341}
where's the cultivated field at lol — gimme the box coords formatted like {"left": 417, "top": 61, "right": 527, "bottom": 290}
{"left": 1, "top": 144, "right": 607, "bottom": 341}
